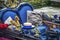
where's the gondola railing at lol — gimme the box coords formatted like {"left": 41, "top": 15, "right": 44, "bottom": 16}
{"left": 0, "top": 29, "right": 40, "bottom": 40}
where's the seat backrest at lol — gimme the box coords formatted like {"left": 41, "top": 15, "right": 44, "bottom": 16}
{"left": 16, "top": 2, "right": 33, "bottom": 24}
{"left": 1, "top": 8, "right": 18, "bottom": 24}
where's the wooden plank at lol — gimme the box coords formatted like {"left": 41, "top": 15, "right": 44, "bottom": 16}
{"left": 43, "top": 20, "right": 60, "bottom": 28}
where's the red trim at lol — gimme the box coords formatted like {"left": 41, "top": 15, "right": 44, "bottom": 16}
{"left": 0, "top": 24, "right": 8, "bottom": 29}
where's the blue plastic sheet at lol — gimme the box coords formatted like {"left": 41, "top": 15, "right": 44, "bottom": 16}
{"left": 53, "top": 28, "right": 60, "bottom": 32}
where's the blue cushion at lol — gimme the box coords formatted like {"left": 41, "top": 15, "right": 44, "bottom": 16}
{"left": 53, "top": 28, "right": 60, "bottom": 32}
{"left": 37, "top": 25, "right": 47, "bottom": 35}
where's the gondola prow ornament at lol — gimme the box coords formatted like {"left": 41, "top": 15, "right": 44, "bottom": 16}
{"left": 10, "top": 16, "right": 21, "bottom": 31}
